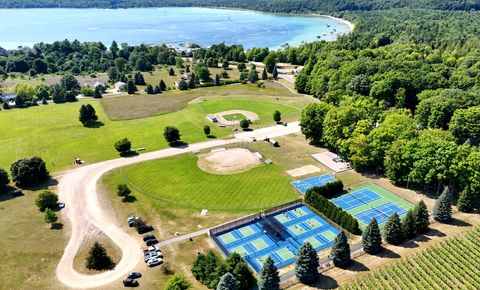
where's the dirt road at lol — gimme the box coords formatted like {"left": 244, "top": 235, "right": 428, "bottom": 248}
{"left": 56, "top": 122, "right": 300, "bottom": 288}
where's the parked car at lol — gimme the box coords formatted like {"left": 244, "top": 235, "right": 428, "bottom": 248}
{"left": 137, "top": 225, "right": 154, "bottom": 234}
{"left": 127, "top": 272, "right": 142, "bottom": 279}
{"left": 145, "top": 238, "right": 158, "bottom": 246}
{"left": 147, "top": 245, "right": 161, "bottom": 252}
{"left": 127, "top": 216, "right": 138, "bottom": 227}
{"left": 123, "top": 278, "right": 139, "bottom": 287}
{"left": 142, "top": 234, "right": 156, "bottom": 242}
{"left": 146, "top": 257, "right": 163, "bottom": 267}
{"left": 144, "top": 251, "right": 160, "bottom": 262}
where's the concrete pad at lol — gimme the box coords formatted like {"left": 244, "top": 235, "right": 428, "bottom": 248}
{"left": 312, "top": 151, "right": 351, "bottom": 173}
{"left": 286, "top": 165, "right": 321, "bottom": 177}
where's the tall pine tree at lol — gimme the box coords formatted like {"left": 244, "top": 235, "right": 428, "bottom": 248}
{"left": 362, "top": 218, "right": 382, "bottom": 254}
{"left": 457, "top": 187, "right": 474, "bottom": 213}
{"left": 383, "top": 213, "right": 404, "bottom": 245}
{"left": 85, "top": 241, "right": 114, "bottom": 270}
{"left": 258, "top": 256, "right": 280, "bottom": 290}
{"left": 295, "top": 242, "right": 319, "bottom": 284}
{"left": 262, "top": 68, "right": 268, "bottom": 80}
{"left": 402, "top": 209, "right": 416, "bottom": 239}
{"left": 330, "top": 231, "right": 351, "bottom": 268}
{"left": 433, "top": 187, "right": 452, "bottom": 223}
{"left": 413, "top": 200, "right": 430, "bottom": 233}
{"left": 216, "top": 273, "right": 238, "bottom": 290}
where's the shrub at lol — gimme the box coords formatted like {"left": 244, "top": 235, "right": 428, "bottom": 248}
{"left": 240, "top": 119, "right": 250, "bottom": 130}
{"left": 35, "top": 190, "right": 58, "bottom": 211}
{"left": 305, "top": 187, "right": 360, "bottom": 234}
{"left": 10, "top": 156, "right": 49, "bottom": 187}
{"left": 164, "top": 275, "right": 191, "bottom": 290}
{"left": 164, "top": 126, "right": 181, "bottom": 144}
{"left": 0, "top": 167, "right": 9, "bottom": 187}
{"left": 203, "top": 125, "right": 211, "bottom": 136}
{"left": 81, "top": 86, "right": 94, "bottom": 97}
{"left": 116, "top": 184, "right": 131, "bottom": 199}
{"left": 44, "top": 208, "right": 58, "bottom": 226}
{"left": 114, "top": 138, "right": 131, "bottom": 154}
{"left": 273, "top": 110, "right": 281, "bottom": 123}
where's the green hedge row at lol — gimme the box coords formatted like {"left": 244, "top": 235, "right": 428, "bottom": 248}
{"left": 305, "top": 189, "right": 361, "bottom": 235}
{"left": 309, "top": 180, "right": 344, "bottom": 198}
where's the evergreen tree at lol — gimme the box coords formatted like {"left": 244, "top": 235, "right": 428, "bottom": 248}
{"left": 433, "top": 186, "right": 452, "bottom": 223}
{"left": 134, "top": 71, "right": 145, "bottom": 85}
{"left": 178, "top": 80, "right": 189, "bottom": 90}
{"left": 413, "top": 200, "right": 430, "bottom": 233}
{"left": 159, "top": 79, "right": 167, "bottom": 91}
{"left": 272, "top": 66, "right": 278, "bottom": 79}
{"left": 262, "top": 68, "right": 268, "bottom": 80}
{"left": 215, "top": 74, "right": 221, "bottom": 86}
{"left": 2, "top": 101, "right": 9, "bottom": 110}
{"left": 362, "top": 218, "right": 382, "bottom": 254}
{"left": 188, "top": 73, "right": 196, "bottom": 89}
{"left": 169, "top": 67, "right": 175, "bottom": 76}
{"left": 204, "top": 125, "right": 211, "bottom": 136}
{"left": 330, "top": 231, "right": 351, "bottom": 268}
{"left": 85, "top": 241, "right": 114, "bottom": 270}
{"left": 402, "top": 209, "right": 416, "bottom": 239}
{"left": 79, "top": 104, "right": 98, "bottom": 126}
{"left": 383, "top": 213, "right": 404, "bottom": 245}
{"left": 44, "top": 208, "right": 58, "bottom": 227}
{"left": 248, "top": 69, "right": 259, "bottom": 83}
{"left": 457, "top": 186, "right": 474, "bottom": 213}
{"left": 154, "top": 85, "right": 162, "bottom": 94}
{"left": 294, "top": 242, "right": 319, "bottom": 284}
{"left": 216, "top": 273, "right": 238, "bottom": 290}
{"left": 258, "top": 256, "right": 280, "bottom": 290}
{"left": 126, "top": 79, "right": 137, "bottom": 94}
{"left": 145, "top": 84, "right": 155, "bottom": 94}
{"left": 93, "top": 86, "right": 102, "bottom": 98}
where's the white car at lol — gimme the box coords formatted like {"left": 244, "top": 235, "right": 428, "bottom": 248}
{"left": 147, "top": 245, "right": 161, "bottom": 252}
{"left": 146, "top": 257, "right": 163, "bottom": 267}
{"left": 58, "top": 202, "right": 65, "bottom": 208}
{"left": 144, "top": 251, "right": 161, "bottom": 262}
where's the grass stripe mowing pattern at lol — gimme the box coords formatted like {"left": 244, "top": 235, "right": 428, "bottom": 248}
{"left": 341, "top": 226, "right": 480, "bottom": 290}
{"left": 121, "top": 153, "right": 297, "bottom": 211}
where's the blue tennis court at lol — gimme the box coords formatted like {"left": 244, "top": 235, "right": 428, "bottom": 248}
{"left": 212, "top": 204, "right": 339, "bottom": 272}
{"left": 290, "top": 174, "right": 337, "bottom": 194}
{"left": 355, "top": 202, "right": 408, "bottom": 224}
{"left": 332, "top": 189, "right": 382, "bottom": 211}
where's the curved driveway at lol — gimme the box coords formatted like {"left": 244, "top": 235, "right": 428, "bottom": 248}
{"left": 56, "top": 122, "right": 300, "bottom": 288}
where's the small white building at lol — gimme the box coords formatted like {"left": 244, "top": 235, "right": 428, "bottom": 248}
{"left": 114, "top": 81, "right": 126, "bottom": 92}
{"left": 207, "top": 114, "right": 218, "bottom": 123}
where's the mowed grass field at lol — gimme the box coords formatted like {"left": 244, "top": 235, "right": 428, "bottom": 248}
{"left": 0, "top": 87, "right": 306, "bottom": 172}
{"left": 118, "top": 153, "right": 299, "bottom": 210}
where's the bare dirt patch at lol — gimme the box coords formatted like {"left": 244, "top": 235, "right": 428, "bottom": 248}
{"left": 216, "top": 110, "right": 260, "bottom": 125}
{"left": 197, "top": 148, "right": 261, "bottom": 174}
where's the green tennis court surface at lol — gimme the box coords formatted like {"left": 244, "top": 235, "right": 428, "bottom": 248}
{"left": 275, "top": 213, "right": 291, "bottom": 223}
{"left": 289, "top": 224, "right": 306, "bottom": 235}
{"left": 238, "top": 225, "right": 255, "bottom": 238}
{"left": 220, "top": 232, "right": 237, "bottom": 244}
{"left": 291, "top": 207, "right": 307, "bottom": 218}
{"left": 231, "top": 245, "right": 248, "bottom": 256}
{"left": 251, "top": 238, "right": 269, "bottom": 251}
{"left": 276, "top": 248, "right": 295, "bottom": 260}
{"left": 305, "top": 218, "right": 322, "bottom": 229}
{"left": 304, "top": 236, "right": 322, "bottom": 248}
{"left": 321, "top": 230, "right": 338, "bottom": 241}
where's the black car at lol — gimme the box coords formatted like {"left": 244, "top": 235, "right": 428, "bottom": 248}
{"left": 142, "top": 234, "right": 156, "bottom": 242}
{"left": 127, "top": 272, "right": 142, "bottom": 279}
{"left": 123, "top": 278, "right": 139, "bottom": 287}
{"left": 137, "top": 225, "right": 154, "bottom": 234}
{"left": 145, "top": 238, "right": 159, "bottom": 246}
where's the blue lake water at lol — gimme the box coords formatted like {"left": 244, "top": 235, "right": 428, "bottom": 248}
{"left": 0, "top": 7, "right": 351, "bottom": 49}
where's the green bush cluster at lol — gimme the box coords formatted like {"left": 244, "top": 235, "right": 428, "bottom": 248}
{"left": 308, "top": 180, "right": 344, "bottom": 198}
{"left": 305, "top": 189, "right": 361, "bottom": 235}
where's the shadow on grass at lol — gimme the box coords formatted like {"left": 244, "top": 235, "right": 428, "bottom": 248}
{"left": 207, "top": 135, "right": 217, "bottom": 139}
{"left": 425, "top": 228, "right": 446, "bottom": 238}
{"left": 242, "top": 128, "right": 253, "bottom": 132}
{"left": 0, "top": 186, "right": 22, "bottom": 202}
{"left": 120, "top": 151, "right": 140, "bottom": 158}
{"left": 18, "top": 178, "right": 59, "bottom": 191}
{"left": 85, "top": 121, "right": 105, "bottom": 128}
{"left": 123, "top": 195, "right": 137, "bottom": 203}
{"left": 169, "top": 141, "right": 189, "bottom": 148}
{"left": 398, "top": 239, "right": 419, "bottom": 249}
{"left": 305, "top": 274, "right": 339, "bottom": 289}
{"left": 51, "top": 223, "right": 64, "bottom": 230}
{"left": 372, "top": 247, "right": 401, "bottom": 259}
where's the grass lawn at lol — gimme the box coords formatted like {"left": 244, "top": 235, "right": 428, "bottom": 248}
{"left": 0, "top": 87, "right": 307, "bottom": 173}
{"left": 223, "top": 113, "right": 247, "bottom": 121}
{"left": 117, "top": 153, "right": 299, "bottom": 211}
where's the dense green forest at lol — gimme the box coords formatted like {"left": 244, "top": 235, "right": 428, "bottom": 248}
{"left": 0, "top": 0, "right": 479, "bottom": 11}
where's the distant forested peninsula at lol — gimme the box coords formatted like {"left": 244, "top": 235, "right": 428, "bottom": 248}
{"left": 0, "top": 0, "right": 479, "bottom": 12}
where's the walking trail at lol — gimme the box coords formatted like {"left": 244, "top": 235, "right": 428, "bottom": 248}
{"left": 56, "top": 122, "right": 300, "bottom": 288}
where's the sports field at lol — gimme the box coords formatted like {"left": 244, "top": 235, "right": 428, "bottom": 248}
{"left": 213, "top": 204, "right": 339, "bottom": 272}
{"left": 0, "top": 94, "right": 305, "bottom": 172}
{"left": 332, "top": 184, "right": 414, "bottom": 229}
{"left": 290, "top": 174, "right": 337, "bottom": 194}
{"left": 119, "top": 153, "right": 298, "bottom": 210}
